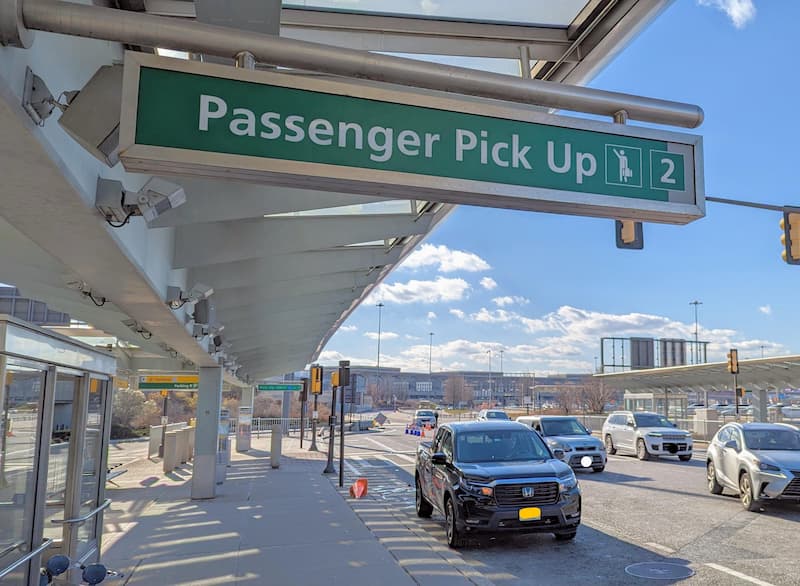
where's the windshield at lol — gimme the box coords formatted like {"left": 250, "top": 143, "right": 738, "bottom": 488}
{"left": 744, "top": 428, "right": 800, "bottom": 450}
{"left": 541, "top": 419, "right": 589, "bottom": 436}
{"left": 416, "top": 410, "right": 435, "bottom": 417}
{"left": 456, "top": 429, "right": 550, "bottom": 463}
{"left": 485, "top": 411, "right": 509, "bottom": 420}
{"left": 634, "top": 414, "right": 674, "bottom": 428}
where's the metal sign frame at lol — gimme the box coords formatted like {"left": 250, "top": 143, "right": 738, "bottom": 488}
{"left": 120, "top": 52, "right": 704, "bottom": 224}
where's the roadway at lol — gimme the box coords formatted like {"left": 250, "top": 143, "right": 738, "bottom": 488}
{"left": 333, "top": 417, "right": 800, "bottom": 585}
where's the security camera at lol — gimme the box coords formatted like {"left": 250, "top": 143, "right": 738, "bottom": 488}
{"left": 166, "top": 283, "right": 214, "bottom": 310}
{"left": 95, "top": 177, "right": 186, "bottom": 227}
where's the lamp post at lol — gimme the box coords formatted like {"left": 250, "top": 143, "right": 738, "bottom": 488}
{"left": 428, "top": 332, "right": 434, "bottom": 401}
{"left": 690, "top": 300, "right": 702, "bottom": 364}
{"left": 486, "top": 350, "right": 492, "bottom": 402}
{"left": 499, "top": 349, "right": 504, "bottom": 405}
{"left": 376, "top": 302, "right": 384, "bottom": 403}
{"left": 761, "top": 345, "right": 766, "bottom": 359}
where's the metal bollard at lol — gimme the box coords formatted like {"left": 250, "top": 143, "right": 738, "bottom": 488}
{"left": 270, "top": 424, "right": 281, "bottom": 469}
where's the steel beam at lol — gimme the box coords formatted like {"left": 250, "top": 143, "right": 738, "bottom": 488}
{"left": 18, "top": 0, "right": 703, "bottom": 127}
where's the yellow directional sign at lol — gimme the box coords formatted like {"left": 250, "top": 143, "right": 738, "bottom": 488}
{"left": 139, "top": 374, "right": 199, "bottom": 390}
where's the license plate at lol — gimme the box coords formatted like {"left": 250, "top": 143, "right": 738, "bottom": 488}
{"left": 518, "top": 507, "right": 541, "bottom": 521}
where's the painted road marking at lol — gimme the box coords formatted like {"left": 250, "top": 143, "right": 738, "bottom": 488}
{"left": 343, "top": 459, "right": 361, "bottom": 476}
{"left": 706, "top": 563, "right": 775, "bottom": 586}
{"left": 645, "top": 542, "right": 676, "bottom": 555}
{"left": 363, "top": 437, "right": 417, "bottom": 463}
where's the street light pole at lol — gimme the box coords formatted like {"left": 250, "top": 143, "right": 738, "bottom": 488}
{"left": 428, "top": 331, "right": 434, "bottom": 402}
{"left": 499, "top": 349, "right": 504, "bottom": 405}
{"left": 690, "top": 300, "right": 702, "bottom": 364}
{"left": 486, "top": 350, "right": 492, "bottom": 403}
{"left": 376, "top": 302, "right": 384, "bottom": 404}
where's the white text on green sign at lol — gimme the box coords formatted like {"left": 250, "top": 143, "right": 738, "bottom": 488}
{"left": 258, "top": 383, "right": 304, "bottom": 392}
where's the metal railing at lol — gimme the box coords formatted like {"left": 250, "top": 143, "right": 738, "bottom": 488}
{"left": 51, "top": 498, "right": 111, "bottom": 526}
{"left": 0, "top": 538, "right": 53, "bottom": 580}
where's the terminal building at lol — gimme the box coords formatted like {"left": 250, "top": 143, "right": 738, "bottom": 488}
{"left": 0, "top": 1, "right": 701, "bottom": 583}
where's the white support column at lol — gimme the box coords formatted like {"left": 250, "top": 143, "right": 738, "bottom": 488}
{"left": 236, "top": 385, "right": 255, "bottom": 452}
{"left": 192, "top": 366, "right": 222, "bottom": 500}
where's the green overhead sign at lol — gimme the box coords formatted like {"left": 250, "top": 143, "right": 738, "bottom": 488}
{"left": 120, "top": 53, "right": 704, "bottom": 224}
{"left": 257, "top": 383, "right": 304, "bottom": 392}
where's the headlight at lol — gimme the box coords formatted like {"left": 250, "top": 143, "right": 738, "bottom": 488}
{"left": 558, "top": 472, "right": 578, "bottom": 492}
{"left": 646, "top": 432, "right": 662, "bottom": 438}
{"left": 462, "top": 478, "right": 493, "bottom": 496}
{"left": 547, "top": 440, "right": 572, "bottom": 452}
{"left": 755, "top": 460, "right": 781, "bottom": 473}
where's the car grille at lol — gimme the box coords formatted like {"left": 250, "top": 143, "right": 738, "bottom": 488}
{"left": 494, "top": 482, "right": 559, "bottom": 506}
{"left": 661, "top": 443, "right": 689, "bottom": 452}
{"left": 569, "top": 454, "right": 603, "bottom": 467}
{"left": 661, "top": 435, "right": 688, "bottom": 441}
{"left": 782, "top": 471, "right": 800, "bottom": 497}
{"left": 574, "top": 446, "right": 596, "bottom": 452}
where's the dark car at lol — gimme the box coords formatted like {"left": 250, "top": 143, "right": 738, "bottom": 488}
{"left": 415, "top": 421, "right": 581, "bottom": 547}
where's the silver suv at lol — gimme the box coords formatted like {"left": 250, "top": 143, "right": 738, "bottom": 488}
{"left": 602, "top": 411, "right": 692, "bottom": 461}
{"left": 517, "top": 415, "right": 606, "bottom": 472}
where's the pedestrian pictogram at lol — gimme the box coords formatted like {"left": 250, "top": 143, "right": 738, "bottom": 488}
{"left": 605, "top": 144, "right": 642, "bottom": 188}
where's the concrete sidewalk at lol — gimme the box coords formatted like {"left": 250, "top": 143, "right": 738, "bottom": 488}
{"left": 99, "top": 433, "right": 491, "bottom": 585}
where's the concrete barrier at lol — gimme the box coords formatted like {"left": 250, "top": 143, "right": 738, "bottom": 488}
{"left": 149, "top": 422, "right": 188, "bottom": 459}
{"left": 270, "top": 424, "right": 281, "bottom": 469}
{"left": 176, "top": 428, "right": 189, "bottom": 464}
{"left": 163, "top": 431, "right": 179, "bottom": 473}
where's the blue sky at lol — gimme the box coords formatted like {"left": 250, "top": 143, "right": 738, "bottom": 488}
{"left": 320, "top": 0, "right": 797, "bottom": 375}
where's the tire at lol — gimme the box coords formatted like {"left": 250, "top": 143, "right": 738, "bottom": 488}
{"left": 636, "top": 439, "right": 651, "bottom": 461}
{"left": 707, "top": 461, "right": 724, "bottom": 495}
{"left": 679, "top": 454, "right": 692, "bottom": 462}
{"left": 739, "top": 471, "right": 761, "bottom": 512}
{"left": 604, "top": 435, "right": 617, "bottom": 455}
{"left": 444, "top": 497, "right": 463, "bottom": 548}
{"left": 591, "top": 466, "right": 605, "bottom": 473}
{"left": 554, "top": 530, "right": 577, "bottom": 541}
{"left": 415, "top": 476, "right": 433, "bottom": 518}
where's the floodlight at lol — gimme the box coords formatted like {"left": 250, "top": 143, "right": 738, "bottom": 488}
{"left": 58, "top": 64, "right": 123, "bottom": 167}
{"left": 166, "top": 283, "right": 213, "bottom": 309}
{"left": 193, "top": 298, "right": 215, "bottom": 326}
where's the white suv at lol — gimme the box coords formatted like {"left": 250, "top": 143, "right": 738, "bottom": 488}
{"left": 602, "top": 411, "right": 693, "bottom": 461}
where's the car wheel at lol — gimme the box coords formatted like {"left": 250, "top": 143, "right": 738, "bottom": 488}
{"left": 604, "top": 435, "right": 617, "bottom": 455}
{"left": 591, "top": 466, "right": 605, "bottom": 473}
{"left": 739, "top": 471, "right": 761, "bottom": 512}
{"left": 415, "top": 476, "right": 433, "bottom": 518}
{"left": 636, "top": 439, "right": 651, "bottom": 461}
{"left": 707, "top": 461, "right": 723, "bottom": 495}
{"left": 445, "top": 497, "right": 463, "bottom": 548}
{"left": 554, "top": 530, "right": 577, "bottom": 541}
{"left": 679, "top": 454, "right": 692, "bottom": 462}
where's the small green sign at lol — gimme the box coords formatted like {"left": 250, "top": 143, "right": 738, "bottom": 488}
{"left": 257, "top": 383, "right": 304, "bottom": 392}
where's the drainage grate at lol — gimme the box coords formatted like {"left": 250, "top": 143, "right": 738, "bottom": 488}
{"left": 624, "top": 562, "right": 695, "bottom": 580}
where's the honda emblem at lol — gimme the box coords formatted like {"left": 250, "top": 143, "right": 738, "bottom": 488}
{"left": 522, "top": 486, "right": 534, "bottom": 498}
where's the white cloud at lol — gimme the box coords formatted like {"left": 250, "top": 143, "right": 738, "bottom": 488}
{"left": 427, "top": 311, "right": 437, "bottom": 320}
{"left": 367, "top": 277, "right": 470, "bottom": 304}
{"left": 363, "top": 331, "right": 399, "bottom": 341}
{"left": 698, "top": 0, "right": 755, "bottom": 28}
{"left": 470, "top": 308, "right": 516, "bottom": 323}
{"left": 401, "top": 244, "right": 490, "bottom": 273}
{"left": 758, "top": 305, "right": 772, "bottom": 315}
{"left": 493, "top": 295, "right": 530, "bottom": 307}
{"left": 339, "top": 324, "right": 358, "bottom": 332}
{"left": 405, "top": 334, "right": 421, "bottom": 340}
{"left": 420, "top": 0, "right": 440, "bottom": 16}
{"left": 480, "top": 277, "right": 498, "bottom": 290}
{"left": 449, "top": 309, "right": 465, "bottom": 319}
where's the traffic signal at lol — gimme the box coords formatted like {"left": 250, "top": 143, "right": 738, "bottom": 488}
{"left": 615, "top": 220, "right": 644, "bottom": 250}
{"left": 310, "top": 365, "right": 323, "bottom": 394}
{"left": 331, "top": 370, "right": 340, "bottom": 388}
{"left": 736, "top": 387, "right": 746, "bottom": 399}
{"left": 780, "top": 209, "right": 800, "bottom": 264}
{"left": 726, "top": 348, "right": 739, "bottom": 374}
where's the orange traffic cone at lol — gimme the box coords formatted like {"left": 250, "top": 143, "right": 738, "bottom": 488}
{"left": 349, "top": 478, "right": 368, "bottom": 498}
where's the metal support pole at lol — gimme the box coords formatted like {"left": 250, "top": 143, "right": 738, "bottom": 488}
{"left": 323, "top": 386, "right": 337, "bottom": 474}
{"left": 734, "top": 373, "right": 739, "bottom": 418}
{"left": 309, "top": 394, "right": 319, "bottom": 452}
{"left": 339, "top": 378, "right": 345, "bottom": 488}
{"left": 14, "top": 0, "right": 703, "bottom": 128}
{"left": 299, "top": 379, "right": 306, "bottom": 449}
{"left": 158, "top": 391, "right": 168, "bottom": 458}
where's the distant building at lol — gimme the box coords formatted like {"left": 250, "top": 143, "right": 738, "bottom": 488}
{"left": 0, "top": 286, "right": 70, "bottom": 326}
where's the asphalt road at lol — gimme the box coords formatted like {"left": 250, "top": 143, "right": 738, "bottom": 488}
{"left": 335, "top": 419, "right": 800, "bottom": 586}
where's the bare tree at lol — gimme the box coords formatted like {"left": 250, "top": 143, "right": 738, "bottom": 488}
{"left": 444, "top": 375, "right": 468, "bottom": 407}
{"left": 583, "top": 378, "right": 616, "bottom": 414}
{"left": 554, "top": 386, "right": 581, "bottom": 414}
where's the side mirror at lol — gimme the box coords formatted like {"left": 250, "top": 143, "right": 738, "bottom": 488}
{"left": 724, "top": 440, "right": 739, "bottom": 451}
{"left": 553, "top": 449, "right": 565, "bottom": 460}
{"left": 627, "top": 421, "right": 635, "bottom": 428}
{"left": 431, "top": 452, "right": 448, "bottom": 465}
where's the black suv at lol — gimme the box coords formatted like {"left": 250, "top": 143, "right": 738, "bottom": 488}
{"left": 415, "top": 421, "right": 581, "bottom": 547}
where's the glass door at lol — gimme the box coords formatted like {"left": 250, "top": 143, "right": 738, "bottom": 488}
{"left": 0, "top": 357, "right": 49, "bottom": 586}
{"left": 44, "top": 373, "right": 110, "bottom": 567}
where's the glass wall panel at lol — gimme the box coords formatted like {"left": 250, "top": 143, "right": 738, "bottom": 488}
{"left": 76, "top": 379, "right": 106, "bottom": 556}
{"left": 0, "top": 358, "right": 46, "bottom": 585}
